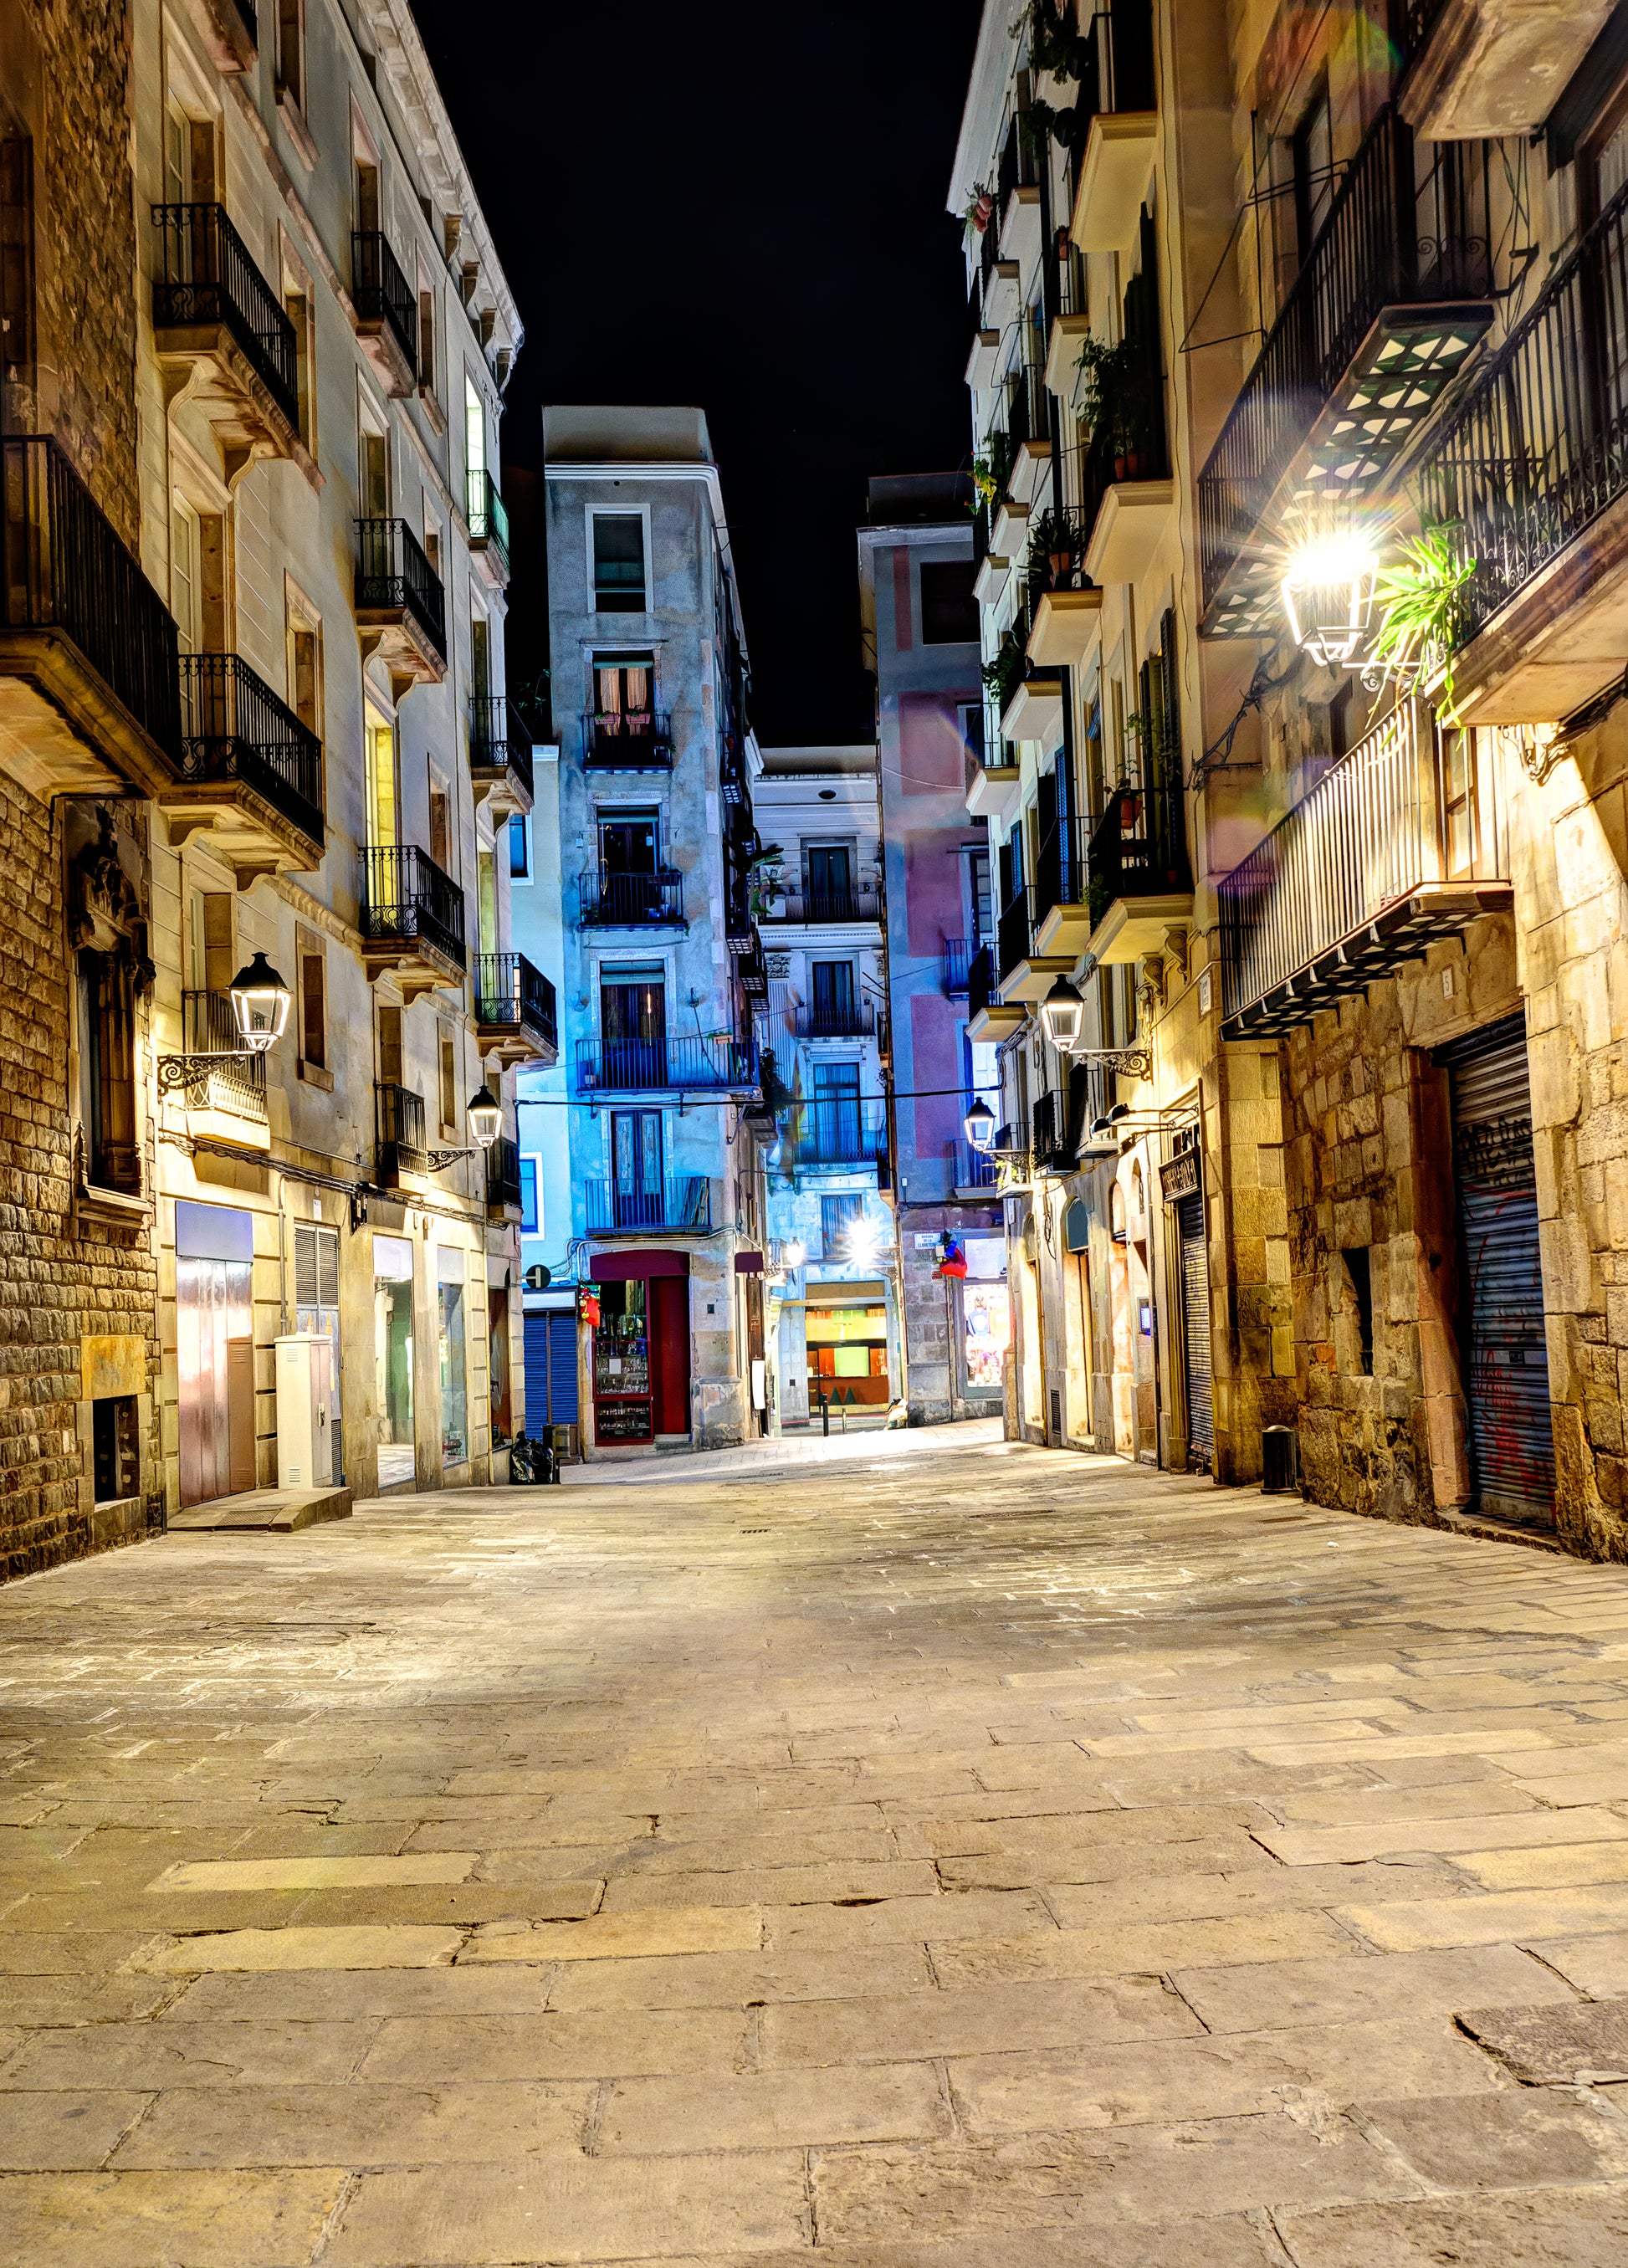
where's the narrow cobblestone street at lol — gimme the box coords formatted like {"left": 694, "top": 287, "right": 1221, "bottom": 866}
{"left": 6, "top": 1439, "right": 1628, "bottom": 2263}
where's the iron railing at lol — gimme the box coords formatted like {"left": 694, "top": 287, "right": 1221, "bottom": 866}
{"left": 952, "top": 1138, "right": 999, "bottom": 1190}
{"left": 1198, "top": 106, "right": 1494, "bottom": 615}
{"left": 351, "top": 229, "right": 417, "bottom": 371}
{"left": 1034, "top": 819, "right": 1087, "bottom": 927}
{"left": 1421, "top": 172, "right": 1628, "bottom": 649}
{"left": 1006, "top": 361, "right": 1053, "bottom": 457}
{"left": 0, "top": 436, "right": 182, "bottom": 761}
{"left": 585, "top": 1175, "right": 713, "bottom": 1234}
{"left": 945, "top": 938, "right": 976, "bottom": 995}
{"left": 582, "top": 708, "right": 674, "bottom": 769}
{"left": 793, "top": 1000, "right": 876, "bottom": 1039}
{"left": 575, "top": 1034, "right": 758, "bottom": 1095}
{"left": 360, "top": 844, "right": 466, "bottom": 970}
{"left": 996, "top": 883, "right": 1033, "bottom": 980}
{"left": 151, "top": 204, "right": 299, "bottom": 432}
{"left": 465, "top": 467, "right": 509, "bottom": 573}
{"left": 1088, "top": 768, "right": 1190, "bottom": 918}
{"left": 181, "top": 990, "right": 267, "bottom": 1119}
{"left": 762, "top": 883, "right": 883, "bottom": 924}
{"left": 1218, "top": 699, "right": 1508, "bottom": 1032}
{"left": 577, "top": 869, "right": 684, "bottom": 928}
{"left": 969, "top": 943, "right": 998, "bottom": 1021}
{"left": 790, "top": 1100, "right": 890, "bottom": 1166}
{"left": 1097, "top": 0, "right": 1156, "bottom": 111}
{"left": 177, "top": 653, "right": 324, "bottom": 847}
{"left": 469, "top": 695, "right": 535, "bottom": 801}
{"left": 996, "top": 109, "right": 1039, "bottom": 212}
{"left": 376, "top": 1082, "right": 427, "bottom": 1178}
{"left": 474, "top": 952, "right": 557, "bottom": 1052}
{"left": 1032, "top": 1088, "right": 1078, "bottom": 1175}
{"left": 356, "top": 517, "right": 446, "bottom": 660}
{"left": 486, "top": 1134, "right": 523, "bottom": 1215}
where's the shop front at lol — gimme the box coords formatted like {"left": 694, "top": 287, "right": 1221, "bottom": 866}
{"left": 805, "top": 1282, "right": 890, "bottom": 1414}
{"left": 590, "top": 1250, "right": 690, "bottom": 1446}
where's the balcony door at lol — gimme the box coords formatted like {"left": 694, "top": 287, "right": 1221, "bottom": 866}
{"left": 595, "top": 654, "right": 653, "bottom": 736}
{"left": 365, "top": 705, "right": 397, "bottom": 847}
{"left": 601, "top": 968, "right": 666, "bottom": 1088}
{"left": 598, "top": 808, "right": 660, "bottom": 924}
{"left": 611, "top": 1110, "right": 663, "bottom": 1227}
{"left": 806, "top": 843, "right": 851, "bottom": 919}
{"left": 812, "top": 1061, "right": 862, "bottom": 1161}
{"left": 811, "top": 960, "right": 854, "bottom": 1035}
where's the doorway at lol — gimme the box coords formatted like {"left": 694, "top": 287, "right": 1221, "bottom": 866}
{"left": 175, "top": 1201, "right": 257, "bottom": 1507}
{"left": 373, "top": 1232, "right": 415, "bottom": 1489}
{"left": 601, "top": 969, "right": 666, "bottom": 1088}
{"left": 610, "top": 1109, "right": 663, "bottom": 1228}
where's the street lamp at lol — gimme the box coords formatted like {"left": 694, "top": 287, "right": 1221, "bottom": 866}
{"left": 1040, "top": 972, "right": 1083, "bottom": 1052}
{"left": 847, "top": 1215, "right": 878, "bottom": 1265}
{"left": 964, "top": 1097, "right": 996, "bottom": 1151}
{"left": 466, "top": 1085, "right": 502, "bottom": 1149}
{"left": 228, "top": 951, "right": 292, "bottom": 1054}
{"left": 784, "top": 1239, "right": 806, "bottom": 1271}
{"left": 1280, "top": 535, "right": 1378, "bottom": 668}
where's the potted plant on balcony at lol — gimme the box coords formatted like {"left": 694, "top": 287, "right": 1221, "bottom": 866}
{"left": 1077, "top": 335, "right": 1144, "bottom": 477}
{"left": 1364, "top": 528, "right": 1477, "bottom": 721}
{"left": 981, "top": 630, "right": 1026, "bottom": 721}
{"left": 1028, "top": 508, "right": 1092, "bottom": 593}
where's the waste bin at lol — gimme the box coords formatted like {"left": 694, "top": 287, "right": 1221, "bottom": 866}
{"left": 1262, "top": 1425, "right": 1300, "bottom": 1495}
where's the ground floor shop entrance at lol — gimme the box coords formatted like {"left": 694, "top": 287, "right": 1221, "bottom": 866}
{"left": 591, "top": 1252, "right": 689, "bottom": 1445}
{"left": 373, "top": 1233, "right": 415, "bottom": 1490}
{"left": 1444, "top": 1017, "right": 1556, "bottom": 1527}
{"left": 1176, "top": 1189, "right": 1213, "bottom": 1469}
{"left": 806, "top": 1286, "right": 889, "bottom": 1412}
{"left": 176, "top": 1201, "right": 255, "bottom": 1507}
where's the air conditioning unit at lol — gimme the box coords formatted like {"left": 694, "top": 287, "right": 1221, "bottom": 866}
{"left": 275, "top": 1333, "right": 334, "bottom": 1488}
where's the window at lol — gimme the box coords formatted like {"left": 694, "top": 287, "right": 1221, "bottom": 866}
{"left": 593, "top": 513, "right": 646, "bottom": 612}
{"left": 438, "top": 1026, "right": 457, "bottom": 1133}
{"left": 810, "top": 960, "right": 856, "bottom": 1033}
{"left": 919, "top": 560, "right": 979, "bottom": 644}
{"left": 422, "top": 521, "right": 441, "bottom": 578}
{"left": 92, "top": 1395, "right": 139, "bottom": 1504}
{"left": 288, "top": 614, "right": 320, "bottom": 736}
{"left": 164, "top": 102, "right": 215, "bottom": 204}
{"left": 805, "top": 842, "right": 852, "bottom": 918}
{"left": 276, "top": 0, "right": 305, "bottom": 107}
{"left": 0, "top": 131, "right": 37, "bottom": 422}
{"left": 519, "top": 1155, "right": 540, "bottom": 1234}
{"left": 812, "top": 1061, "right": 862, "bottom": 1161}
{"left": 820, "top": 1192, "right": 864, "bottom": 1259}
{"left": 417, "top": 276, "right": 438, "bottom": 395}
{"left": 464, "top": 371, "right": 485, "bottom": 508}
{"left": 968, "top": 845, "right": 991, "bottom": 942}
{"left": 960, "top": 702, "right": 986, "bottom": 769}
{"left": 1344, "top": 1248, "right": 1375, "bottom": 1375}
{"left": 438, "top": 1260, "right": 468, "bottom": 1464}
{"left": 508, "top": 812, "right": 530, "bottom": 882}
{"left": 611, "top": 1110, "right": 663, "bottom": 1227}
{"left": 1441, "top": 727, "right": 1478, "bottom": 878}
{"left": 601, "top": 965, "right": 665, "bottom": 1083}
{"left": 360, "top": 424, "right": 389, "bottom": 517}
{"left": 593, "top": 653, "right": 653, "bottom": 726}
{"left": 1292, "top": 84, "right": 1333, "bottom": 268}
{"left": 364, "top": 706, "right": 395, "bottom": 845}
{"left": 377, "top": 1003, "right": 402, "bottom": 1087}
{"left": 429, "top": 784, "right": 451, "bottom": 872}
{"left": 471, "top": 615, "right": 491, "bottom": 704}
{"left": 284, "top": 287, "right": 314, "bottom": 444}
{"left": 79, "top": 949, "right": 139, "bottom": 1194}
{"left": 599, "top": 810, "right": 659, "bottom": 875}
{"left": 355, "top": 157, "right": 380, "bottom": 237}
{"left": 171, "top": 496, "right": 200, "bottom": 653}
{"left": 299, "top": 943, "right": 325, "bottom": 1069}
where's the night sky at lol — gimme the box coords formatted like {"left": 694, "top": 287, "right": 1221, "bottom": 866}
{"left": 408, "top": 1, "right": 986, "bottom": 745}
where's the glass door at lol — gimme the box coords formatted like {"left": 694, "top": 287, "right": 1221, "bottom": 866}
{"left": 611, "top": 1109, "right": 663, "bottom": 1228}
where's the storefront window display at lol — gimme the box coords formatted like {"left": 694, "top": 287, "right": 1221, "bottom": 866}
{"left": 437, "top": 1247, "right": 468, "bottom": 1466}
{"left": 594, "top": 1277, "right": 653, "bottom": 1441}
{"left": 963, "top": 1279, "right": 1011, "bottom": 1391}
{"left": 806, "top": 1301, "right": 888, "bottom": 1406}
{"left": 373, "top": 1234, "right": 415, "bottom": 1488}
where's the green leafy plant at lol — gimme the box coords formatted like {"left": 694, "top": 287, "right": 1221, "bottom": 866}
{"left": 1028, "top": 507, "right": 1091, "bottom": 591}
{"left": 1020, "top": 0, "right": 1090, "bottom": 81}
{"left": 1075, "top": 335, "right": 1141, "bottom": 455}
{"left": 981, "top": 630, "right": 1026, "bottom": 715}
{"left": 1368, "top": 530, "right": 1477, "bottom": 720}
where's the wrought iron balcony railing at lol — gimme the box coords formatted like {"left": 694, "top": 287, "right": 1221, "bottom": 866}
{"left": 1198, "top": 107, "right": 1495, "bottom": 636}
{"left": 180, "top": 990, "right": 268, "bottom": 1119}
{"left": 952, "top": 1138, "right": 999, "bottom": 1191}
{"left": 944, "top": 938, "right": 975, "bottom": 996}
{"left": 1005, "top": 362, "right": 1052, "bottom": 459}
{"left": 969, "top": 942, "right": 998, "bottom": 1022}
{"left": 356, "top": 517, "right": 446, "bottom": 661}
{"left": 760, "top": 883, "right": 883, "bottom": 924}
{"left": 469, "top": 695, "right": 534, "bottom": 800}
{"left": 465, "top": 467, "right": 509, "bottom": 574}
{"left": 577, "top": 868, "right": 684, "bottom": 928}
{"left": 0, "top": 436, "right": 182, "bottom": 763}
{"left": 177, "top": 653, "right": 324, "bottom": 847}
{"left": 376, "top": 1082, "right": 427, "bottom": 1179}
{"left": 575, "top": 1035, "right": 758, "bottom": 1096}
{"left": 1421, "top": 172, "right": 1628, "bottom": 653}
{"left": 582, "top": 708, "right": 673, "bottom": 770}
{"left": 996, "top": 107, "right": 1039, "bottom": 212}
{"left": 584, "top": 1175, "right": 713, "bottom": 1235}
{"left": 1218, "top": 699, "right": 1510, "bottom": 1037}
{"left": 792, "top": 1000, "right": 876, "bottom": 1040}
{"left": 151, "top": 204, "right": 299, "bottom": 433}
{"left": 474, "top": 952, "right": 557, "bottom": 1052}
{"left": 351, "top": 229, "right": 417, "bottom": 371}
{"left": 1032, "top": 1088, "right": 1079, "bottom": 1175}
{"left": 787, "top": 1100, "right": 890, "bottom": 1167}
{"left": 996, "top": 883, "right": 1033, "bottom": 981}
{"left": 485, "top": 1134, "right": 523, "bottom": 1216}
{"left": 360, "top": 844, "right": 466, "bottom": 970}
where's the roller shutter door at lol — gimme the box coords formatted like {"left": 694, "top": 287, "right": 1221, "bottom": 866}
{"left": 523, "top": 1313, "right": 580, "bottom": 1431}
{"left": 1177, "top": 1192, "right": 1213, "bottom": 1463}
{"left": 1448, "top": 1022, "right": 1555, "bottom": 1523}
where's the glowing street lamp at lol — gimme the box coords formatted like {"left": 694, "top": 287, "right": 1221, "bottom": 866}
{"left": 466, "top": 1085, "right": 503, "bottom": 1149}
{"left": 784, "top": 1239, "right": 806, "bottom": 1271}
{"left": 1280, "top": 535, "right": 1379, "bottom": 668}
{"left": 964, "top": 1097, "right": 996, "bottom": 1151}
{"left": 1040, "top": 972, "right": 1084, "bottom": 1052}
{"left": 228, "top": 951, "right": 292, "bottom": 1054}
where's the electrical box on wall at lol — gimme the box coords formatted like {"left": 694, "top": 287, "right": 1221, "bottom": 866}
{"left": 275, "top": 1334, "right": 333, "bottom": 1488}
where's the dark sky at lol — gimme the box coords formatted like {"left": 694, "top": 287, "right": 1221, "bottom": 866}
{"left": 408, "top": 1, "right": 986, "bottom": 745}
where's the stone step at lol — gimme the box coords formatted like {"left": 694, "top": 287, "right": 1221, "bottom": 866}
{"left": 166, "top": 1487, "right": 353, "bottom": 1533}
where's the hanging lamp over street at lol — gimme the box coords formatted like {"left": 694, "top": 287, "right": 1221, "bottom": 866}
{"left": 964, "top": 1097, "right": 996, "bottom": 1150}
{"left": 1040, "top": 972, "right": 1084, "bottom": 1051}
{"left": 228, "top": 952, "right": 292, "bottom": 1055}
{"left": 467, "top": 1085, "right": 503, "bottom": 1149}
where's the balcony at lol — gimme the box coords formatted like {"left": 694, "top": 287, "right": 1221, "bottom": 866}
{"left": 174, "top": 989, "right": 268, "bottom": 1147}
{"left": 966, "top": 942, "right": 1024, "bottom": 1040}
{"left": 0, "top": 436, "right": 180, "bottom": 800}
{"left": 760, "top": 883, "right": 883, "bottom": 927}
{"left": 582, "top": 707, "right": 674, "bottom": 772}
{"left": 574, "top": 1035, "right": 759, "bottom": 1098}
{"left": 474, "top": 951, "right": 557, "bottom": 1067}
{"left": 792, "top": 1000, "right": 877, "bottom": 1041}
{"left": 966, "top": 747, "right": 1021, "bottom": 826}
{"left": 951, "top": 1139, "right": 999, "bottom": 1198}
{"left": 577, "top": 869, "right": 685, "bottom": 929}
{"left": 376, "top": 1083, "right": 428, "bottom": 1185}
{"left": 1061, "top": 776, "right": 1193, "bottom": 965}
{"left": 1032, "top": 817, "right": 1093, "bottom": 960}
{"left": 1068, "top": 0, "right": 1159, "bottom": 258}
{"left": 1026, "top": 586, "right": 1104, "bottom": 671}
{"left": 486, "top": 1134, "right": 524, "bottom": 1223}
{"left": 1218, "top": 699, "right": 1512, "bottom": 1038}
{"left": 1001, "top": 366, "right": 1053, "bottom": 504}
{"left": 355, "top": 518, "right": 446, "bottom": 683}
{"left": 585, "top": 1176, "right": 714, "bottom": 1237}
{"left": 197, "top": 0, "right": 258, "bottom": 73}
{"left": 351, "top": 230, "right": 417, "bottom": 396}
{"left": 996, "top": 884, "right": 1073, "bottom": 1004}
{"left": 1421, "top": 174, "right": 1628, "bottom": 723}
{"left": 466, "top": 468, "right": 509, "bottom": 585}
{"left": 151, "top": 206, "right": 307, "bottom": 473}
{"left": 468, "top": 695, "right": 534, "bottom": 816}
{"left": 786, "top": 1100, "right": 890, "bottom": 1169}
{"left": 1399, "top": 0, "right": 1612, "bottom": 142}
{"left": 164, "top": 653, "right": 324, "bottom": 878}
{"left": 1199, "top": 109, "right": 1495, "bottom": 639}
{"left": 359, "top": 844, "right": 466, "bottom": 998}
{"left": 1032, "top": 1088, "right": 1079, "bottom": 1177}
{"left": 944, "top": 937, "right": 976, "bottom": 996}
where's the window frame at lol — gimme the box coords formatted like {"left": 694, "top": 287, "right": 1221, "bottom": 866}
{"left": 586, "top": 503, "right": 652, "bottom": 615}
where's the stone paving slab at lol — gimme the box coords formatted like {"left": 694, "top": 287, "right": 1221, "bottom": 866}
{"left": 4, "top": 1443, "right": 1628, "bottom": 2258}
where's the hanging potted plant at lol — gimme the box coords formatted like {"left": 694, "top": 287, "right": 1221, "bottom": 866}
{"left": 1028, "top": 507, "right": 1091, "bottom": 593}
{"left": 1365, "top": 529, "right": 1477, "bottom": 721}
{"left": 965, "top": 190, "right": 995, "bottom": 234}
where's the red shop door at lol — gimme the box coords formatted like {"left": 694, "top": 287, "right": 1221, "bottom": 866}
{"left": 651, "top": 1274, "right": 690, "bottom": 1436}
